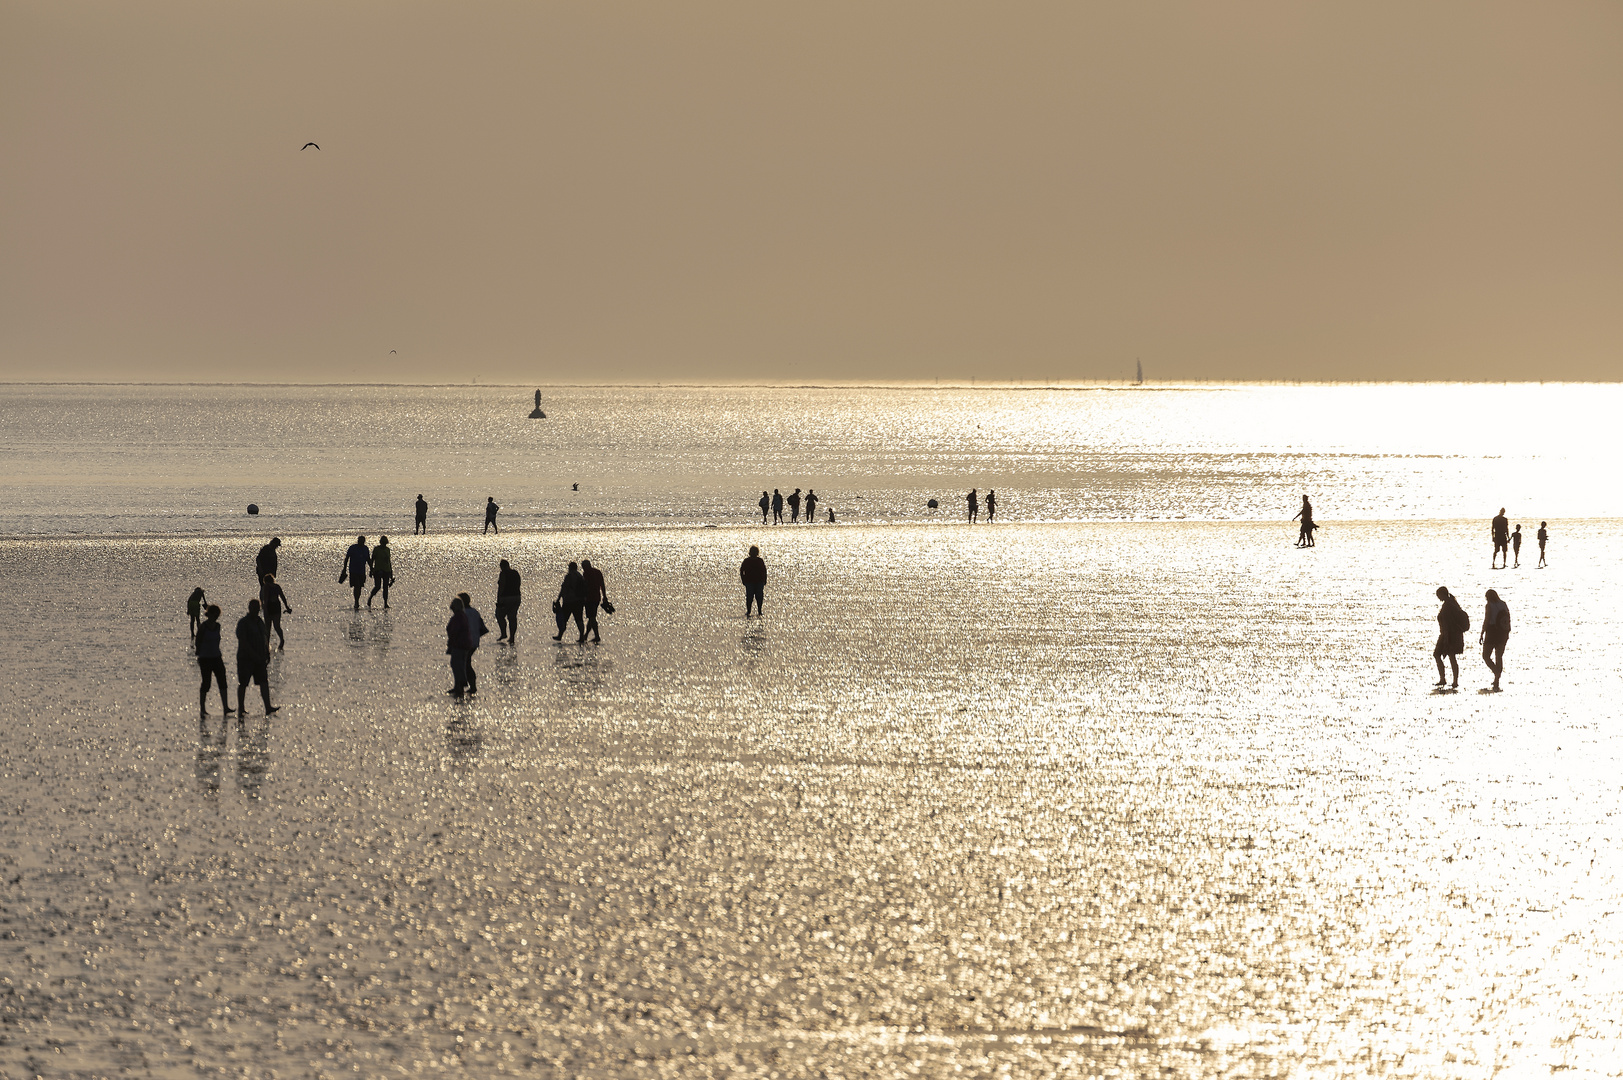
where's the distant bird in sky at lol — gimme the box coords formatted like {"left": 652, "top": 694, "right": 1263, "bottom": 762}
{"left": 301, "top": 142, "right": 320, "bottom": 151}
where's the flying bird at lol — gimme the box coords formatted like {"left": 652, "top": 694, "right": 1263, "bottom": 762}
{"left": 301, "top": 142, "right": 320, "bottom": 151}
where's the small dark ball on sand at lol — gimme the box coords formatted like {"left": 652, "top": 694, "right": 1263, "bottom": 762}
{"left": 247, "top": 504, "right": 259, "bottom": 515}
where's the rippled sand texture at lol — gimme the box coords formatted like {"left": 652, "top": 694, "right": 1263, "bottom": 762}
{"left": 2, "top": 522, "right": 1621, "bottom": 1077}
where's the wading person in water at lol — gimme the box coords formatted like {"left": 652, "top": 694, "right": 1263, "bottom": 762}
{"left": 259, "top": 573, "right": 292, "bottom": 649}
{"left": 339, "top": 536, "right": 371, "bottom": 610}
{"left": 1432, "top": 586, "right": 1468, "bottom": 689}
{"left": 1480, "top": 588, "right": 1510, "bottom": 690}
{"left": 235, "top": 599, "right": 278, "bottom": 716}
{"left": 187, "top": 586, "right": 207, "bottom": 640}
{"left": 1491, "top": 508, "right": 1510, "bottom": 569}
{"left": 446, "top": 597, "right": 471, "bottom": 697}
{"left": 1537, "top": 522, "right": 1549, "bottom": 568}
{"left": 758, "top": 491, "right": 770, "bottom": 524}
{"left": 553, "top": 561, "right": 587, "bottom": 642}
{"left": 986, "top": 490, "right": 997, "bottom": 522}
{"left": 195, "top": 604, "right": 231, "bottom": 718}
{"left": 966, "top": 488, "right": 979, "bottom": 523}
{"left": 804, "top": 489, "right": 818, "bottom": 522}
{"left": 787, "top": 488, "right": 802, "bottom": 523}
{"left": 1511, "top": 525, "right": 1523, "bottom": 568}
{"left": 740, "top": 545, "right": 766, "bottom": 617}
{"left": 772, "top": 489, "right": 784, "bottom": 524}
{"left": 256, "top": 537, "right": 281, "bottom": 583}
{"left": 458, "top": 592, "right": 488, "bottom": 694}
{"left": 368, "top": 536, "right": 394, "bottom": 609}
{"left": 495, "top": 559, "right": 522, "bottom": 643}
{"left": 1292, "top": 496, "right": 1314, "bottom": 547}
{"left": 484, "top": 496, "right": 500, "bottom": 535}
{"left": 415, "top": 495, "right": 428, "bottom": 534}
{"left": 581, "top": 559, "right": 608, "bottom": 643}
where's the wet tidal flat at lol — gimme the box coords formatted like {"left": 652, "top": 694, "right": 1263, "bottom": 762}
{"left": 2, "top": 521, "right": 1621, "bottom": 1078}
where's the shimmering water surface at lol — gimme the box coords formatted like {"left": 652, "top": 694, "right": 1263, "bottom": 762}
{"left": 2, "top": 385, "right": 1622, "bottom": 1078}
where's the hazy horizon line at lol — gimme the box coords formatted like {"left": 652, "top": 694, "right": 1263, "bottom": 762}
{"left": 1, "top": 379, "right": 1614, "bottom": 390}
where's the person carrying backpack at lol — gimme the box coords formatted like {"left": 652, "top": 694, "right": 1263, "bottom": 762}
{"left": 1433, "top": 586, "right": 1469, "bottom": 688}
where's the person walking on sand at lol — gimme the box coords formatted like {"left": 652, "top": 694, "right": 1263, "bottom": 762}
{"left": 195, "top": 604, "right": 231, "bottom": 718}
{"left": 495, "top": 559, "right": 522, "bottom": 643}
{"left": 787, "top": 488, "right": 802, "bottom": 523}
{"left": 415, "top": 495, "right": 429, "bottom": 535}
{"left": 1511, "top": 525, "right": 1523, "bottom": 568}
{"left": 553, "top": 561, "right": 587, "bottom": 642}
{"left": 1481, "top": 588, "right": 1510, "bottom": 690}
{"left": 967, "top": 488, "right": 979, "bottom": 524}
{"left": 757, "top": 491, "right": 770, "bottom": 524}
{"left": 1433, "top": 586, "right": 1469, "bottom": 689}
{"left": 804, "top": 489, "right": 818, "bottom": 522}
{"left": 986, "top": 490, "right": 997, "bottom": 522}
{"left": 483, "top": 497, "right": 500, "bottom": 535}
{"left": 368, "top": 536, "right": 394, "bottom": 609}
{"left": 772, "top": 489, "right": 784, "bottom": 524}
{"left": 259, "top": 573, "right": 293, "bottom": 650}
{"left": 445, "top": 597, "right": 471, "bottom": 698}
{"left": 740, "top": 545, "right": 767, "bottom": 617}
{"left": 235, "top": 599, "right": 279, "bottom": 716}
{"left": 457, "top": 593, "right": 489, "bottom": 694}
{"left": 1491, "top": 508, "right": 1510, "bottom": 569}
{"left": 187, "top": 587, "right": 207, "bottom": 640}
{"left": 581, "top": 558, "right": 609, "bottom": 643}
{"left": 1292, "top": 496, "right": 1314, "bottom": 548}
{"left": 339, "top": 535, "right": 372, "bottom": 610}
{"left": 1537, "top": 522, "right": 1549, "bottom": 568}
{"left": 256, "top": 537, "right": 281, "bottom": 582}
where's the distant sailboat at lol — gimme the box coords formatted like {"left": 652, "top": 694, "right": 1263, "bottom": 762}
{"left": 1135, "top": 360, "right": 1144, "bottom": 385}
{"left": 529, "top": 389, "right": 546, "bottom": 419}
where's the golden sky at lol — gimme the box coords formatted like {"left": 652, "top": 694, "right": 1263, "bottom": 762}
{"left": 3, "top": 2, "right": 1620, "bottom": 383}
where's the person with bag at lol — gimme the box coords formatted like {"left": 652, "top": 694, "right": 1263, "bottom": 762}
{"left": 457, "top": 592, "right": 489, "bottom": 693}
{"left": 581, "top": 559, "right": 610, "bottom": 643}
{"left": 1432, "top": 586, "right": 1469, "bottom": 688}
{"left": 368, "top": 536, "right": 394, "bottom": 609}
{"left": 339, "top": 535, "right": 371, "bottom": 610}
{"left": 553, "top": 561, "right": 587, "bottom": 642}
{"left": 1480, "top": 589, "right": 1511, "bottom": 691}
{"left": 445, "top": 597, "right": 472, "bottom": 697}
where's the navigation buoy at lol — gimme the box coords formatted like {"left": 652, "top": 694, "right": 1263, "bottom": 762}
{"left": 529, "top": 388, "right": 546, "bottom": 419}
{"left": 247, "top": 504, "right": 260, "bottom": 515}
{"left": 926, "top": 499, "right": 939, "bottom": 510}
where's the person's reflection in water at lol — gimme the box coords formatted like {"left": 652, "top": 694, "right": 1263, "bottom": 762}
{"left": 195, "top": 723, "right": 226, "bottom": 794}
{"left": 444, "top": 718, "right": 484, "bottom": 763}
{"left": 236, "top": 717, "right": 272, "bottom": 798}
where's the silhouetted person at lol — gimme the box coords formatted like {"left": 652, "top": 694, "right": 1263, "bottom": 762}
{"left": 804, "top": 490, "right": 818, "bottom": 522}
{"left": 758, "top": 491, "right": 770, "bottom": 524}
{"left": 581, "top": 559, "right": 609, "bottom": 643}
{"left": 458, "top": 592, "right": 488, "bottom": 693}
{"left": 826, "top": 508, "right": 836, "bottom": 523}
{"left": 554, "top": 561, "right": 587, "bottom": 642}
{"left": 368, "top": 535, "right": 394, "bottom": 608}
{"left": 986, "top": 490, "right": 997, "bottom": 522}
{"left": 1491, "top": 508, "right": 1510, "bottom": 568}
{"left": 1537, "top": 522, "right": 1549, "bottom": 568}
{"left": 788, "top": 488, "right": 802, "bottom": 522}
{"left": 495, "top": 559, "right": 522, "bottom": 642}
{"left": 259, "top": 573, "right": 292, "bottom": 649}
{"left": 966, "top": 488, "right": 979, "bottom": 523}
{"left": 1433, "top": 586, "right": 1468, "bottom": 689}
{"left": 256, "top": 537, "right": 281, "bottom": 581}
{"left": 484, "top": 496, "right": 500, "bottom": 535}
{"left": 1481, "top": 588, "right": 1510, "bottom": 690}
{"left": 772, "top": 489, "right": 784, "bottom": 524}
{"left": 187, "top": 586, "right": 207, "bottom": 640}
{"left": 415, "top": 495, "right": 428, "bottom": 534}
{"left": 446, "top": 597, "right": 471, "bottom": 697}
{"left": 740, "top": 545, "right": 766, "bottom": 617}
{"left": 1511, "top": 525, "right": 1522, "bottom": 568}
{"left": 1292, "top": 496, "right": 1314, "bottom": 547}
{"left": 340, "top": 535, "right": 371, "bottom": 610}
{"left": 235, "top": 599, "right": 278, "bottom": 716}
{"left": 195, "top": 604, "right": 231, "bottom": 718}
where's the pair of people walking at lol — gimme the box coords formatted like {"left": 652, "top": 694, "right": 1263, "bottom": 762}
{"left": 195, "top": 600, "right": 280, "bottom": 718}
{"left": 1433, "top": 586, "right": 1511, "bottom": 690}
{"left": 338, "top": 535, "right": 394, "bottom": 609}
{"left": 553, "top": 559, "right": 610, "bottom": 643}
{"left": 444, "top": 593, "right": 490, "bottom": 698}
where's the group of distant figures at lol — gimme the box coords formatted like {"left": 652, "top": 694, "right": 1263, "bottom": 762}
{"left": 759, "top": 488, "right": 830, "bottom": 524}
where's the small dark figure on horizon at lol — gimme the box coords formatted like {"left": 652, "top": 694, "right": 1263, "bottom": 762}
{"left": 446, "top": 597, "right": 471, "bottom": 698}
{"left": 235, "top": 599, "right": 279, "bottom": 716}
{"left": 1491, "top": 508, "right": 1510, "bottom": 568}
{"left": 758, "top": 491, "right": 770, "bottom": 524}
{"left": 195, "top": 604, "right": 232, "bottom": 718}
{"left": 415, "top": 495, "right": 428, "bottom": 534}
{"left": 1481, "top": 589, "right": 1510, "bottom": 690}
{"left": 484, "top": 497, "right": 500, "bottom": 535}
{"left": 340, "top": 535, "right": 372, "bottom": 610}
{"left": 554, "top": 561, "right": 587, "bottom": 642}
{"left": 772, "top": 489, "right": 784, "bottom": 524}
{"left": 260, "top": 573, "right": 292, "bottom": 649}
{"left": 967, "top": 488, "right": 979, "bottom": 524}
{"left": 1511, "top": 525, "right": 1522, "bottom": 568}
{"left": 187, "top": 587, "right": 207, "bottom": 640}
{"left": 495, "top": 559, "right": 522, "bottom": 643}
{"left": 804, "top": 490, "right": 818, "bottom": 522}
{"left": 458, "top": 592, "right": 489, "bottom": 694}
{"left": 368, "top": 536, "right": 394, "bottom": 608}
{"left": 788, "top": 488, "right": 802, "bottom": 523}
{"left": 256, "top": 537, "right": 281, "bottom": 581}
{"left": 1292, "top": 496, "right": 1315, "bottom": 547}
{"left": 1537, "top": 522, "right": 1549, "bottom": 568}
{"left": 740, "top": 545, "right": 767, "bottom": 617}
{"left": 986, "top": 490, "right": 997, "bottom": 522}
{"left": 826, "top": 508, "right": 836, "bottom": 523}
{"left": 581, "top": 559, "right": 609, "bottom": 643}
{"left": 1433, "top": 586, "right": 1468, "bottom": 689}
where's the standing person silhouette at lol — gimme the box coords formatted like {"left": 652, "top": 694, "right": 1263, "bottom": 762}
{"left": 415, "top": 495, "right": 428, "bottom": 534}
{"left": 1491, "top": 508, "right": 1510, "bottom": 568}
{"left": 1432, "top": 587, "right": 1468, "bottom": 689}
{"left": 581, "top": 559, "right": 608, "bottom": 643}
{"left": 804, "top": 490, "right": 818, "bottom": 523}
{"left": 195, "top": 604, "right": 231, "bottom": 718}
{"left": 339, "top": 535, "right": 371, "bottom": 610}
{"left": 986, "top": 490, "right": 997, "bottom": 522}
{"left": 740, "top": 545, "right": 766, "bottom": 617}
{"left": 368, "top": 536, "right": 394, "bottom": 608}
{"left": 484, "top": 497, "right": 500, "bottom": 535}
{"left": 445, "top": 597, "right": 471, "bottom": 697}
{"left": 1537, "top": 522, "right": 1549, "bottom": 568}
{"left": 757, "top": 491, "right": 770, "bottom": 524}
{"left": 1480, "top": 589, "right": 1510, "bottom": 690}
{"left": 553, "top": 561, "right": 587, "bottom": 642}
{"left": 259, "top": 574, "right": 292, "bottom": 649}
{"left": 1292, "top": 496, "right": 1314, "bottom": 547}
{"left": 1511, "top": 525, "right": 1523, "bottom": 568}
{"left": 256, "top": 537, "right": 281, "bottom": 582}
{"left": 787, "top": 488, "right": 802, "bottom": 523}
{"left": 772, "top": 489, "right": 784, "bottom": 524}
{"left": 187, "top": 587, "right": 207, "bottom": 640}
{"left": 967, "top": 488, "right": 979, "bottom": 523}
{"left": 458, "top": 592, "right": 489, "bottom": 693}
{"left": 235, "top": 599, "right": 278, "bottom": 716}
{"left": 495, "top": 559, "right": 522, "bottom": 642}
